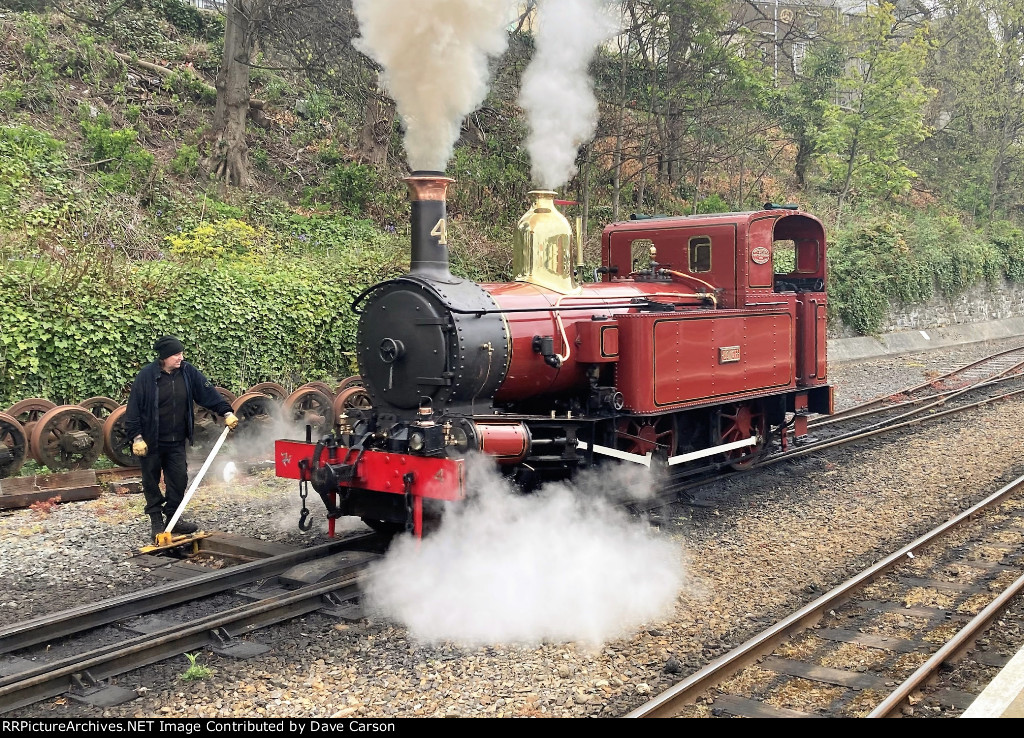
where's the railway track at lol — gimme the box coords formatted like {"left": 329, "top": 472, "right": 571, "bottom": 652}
{"left": 0, "top": 532, "right": 387, "bottom": 714}
{"left": 627, "top": 472, "right": 1024, "bottom": 718}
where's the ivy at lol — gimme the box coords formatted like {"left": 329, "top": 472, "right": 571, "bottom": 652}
{"left": 0, "top": 253, "right": 399, "bottom": 408}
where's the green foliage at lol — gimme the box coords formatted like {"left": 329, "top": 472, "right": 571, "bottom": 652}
{"left": 814, "top": 3, "right": 935, "bottom": 206}
{"left": 0, "top": 243, "right": 399, "bottom": 406}
{"left": 302, "top": 162, "right": 377, "bottom": 215}
{"left": 170, "top": 143, "right": 199, "bottom": 176}
{"left": 153, "top": 0, "right": 223, "bottom": 42}
{"left": 166, "top": 218, "right": 282, "bottom": 262}
{"left": 828, "top": 211, "right": 1007, "bottom": 334}
{"left": 180, "top": 652, "right": 212, "bottom": 681}
{"left": 694, "top": 193, "right": 731, "bottom": 214}
{"left": 0, "top": 124, "right": 80, "bottom": 233}
{"left": 989, "top": 220, "right": 1024, "bottom": 283}
{"left": 79, "top": 109, "right": 154, "bottom": 192}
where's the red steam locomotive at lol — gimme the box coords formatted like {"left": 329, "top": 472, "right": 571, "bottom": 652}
{"left": 275, "top": 172, "right": 833, "bottom": 536}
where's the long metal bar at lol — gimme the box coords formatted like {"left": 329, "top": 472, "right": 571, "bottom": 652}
{"left": 668, "top": 435, "right": 758, "bottom": 465}
{"left": 165, "top": 424, "right": 231, "bottom": 534}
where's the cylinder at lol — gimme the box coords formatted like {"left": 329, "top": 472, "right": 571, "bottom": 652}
{"left": 475, "top": 421, "right": 531, "bottom": 463}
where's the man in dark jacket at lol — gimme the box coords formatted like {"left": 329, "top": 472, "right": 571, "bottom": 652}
{"left": 124, "top": 335, "right": 239, "bottom": 542}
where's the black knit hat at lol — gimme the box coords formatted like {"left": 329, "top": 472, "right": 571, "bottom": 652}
{"left": 153, "top": 335, "right": 185, "bottom": 360}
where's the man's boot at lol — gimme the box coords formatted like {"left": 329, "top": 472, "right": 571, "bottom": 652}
{"left": 149, "top": 512, "right": 165, "bottom": 542}
{"left": 165, "top": 511, "right": 199, "bottom": 534}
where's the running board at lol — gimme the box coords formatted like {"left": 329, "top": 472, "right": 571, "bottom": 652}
{"left": 667, "top": 436, "right": 759, "bottom": 466}
{"left": 576, "top": 441, "right": 652, "bottom": 467}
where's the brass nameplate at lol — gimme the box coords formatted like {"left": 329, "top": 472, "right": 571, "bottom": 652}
{"left": 719, "top": 346, "right": 741, "bottom": 364}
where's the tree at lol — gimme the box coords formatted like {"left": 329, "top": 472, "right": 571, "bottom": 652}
{"left": 203, "top": 0, "right": 270, "bottom": 188}
{"left": 814, "top": 2, "right": 934, "bottom": 213}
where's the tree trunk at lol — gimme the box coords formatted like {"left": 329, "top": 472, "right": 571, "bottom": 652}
{"left": 358, "top": 80, "right": 397, "bottom": 167}
{"left": 204, "top": 0, "right": 266, "bottom": 188}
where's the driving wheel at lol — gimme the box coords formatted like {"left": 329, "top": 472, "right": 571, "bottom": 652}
{"left": 102, "top": 405, "right": 138, "bottom": 468}
{"left": 29, "top": 405, "right": 104, "bottom": 470}
{"left": 0, "top": 412, "right": 28, "bottom": 478}
{"left": 215, "top": 386, "right": 237, "bottom": 405}
{"left": 615, "top": 414, "right": 677, "bottom": 460}
{"left": 714, "top": 401, "right": 767, "bottom": 470}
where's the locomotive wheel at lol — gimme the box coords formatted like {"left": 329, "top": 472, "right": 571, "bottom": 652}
{"left": 29, "top": 405, "right": 104, "bottom": 471}
{"left": 5, "top": 398, "right": 57, "bottom": 424}
{"left": 282, "top": 387, "right": 334, "bottom": 436}
{"left": 332, "top": 386, "right": 372, "bottom": 421}
{"left": 715, "top": 401, "right": 767, "bottom": 470}
{"left": 192, "top": 403, "right": 224, "bottom": 452}
{"left": 616, "top": 414, "right": 677, "bottom": 460}
{"left": 102, "top": 405, "right": 138, "bottom": 468}
{"left": 231, "top": 392, "right": 280, "bottom": 440}
{"left": 79, "top": 396, "right": 119, "bottom": 421}
{"left": 300, "top": 381, "right": 336, "bottom": 401}
{"left": 0, "top": 412, "right": 28, "bottom": 478}
{"left": 335, "top": 375, "right": 365, "bottom": 394}
{"left": 215, "top": 386, "right": 237, "bottom": 405}
{"left": 7, "top": 398, "right": 58, "bottom": 462}
{"left": 246, "top": 382, "right": 288, "bottom": 401}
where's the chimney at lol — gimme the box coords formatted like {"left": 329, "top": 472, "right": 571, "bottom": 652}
{"left": 404, "top": 171, "right": 456, "bottom": 282}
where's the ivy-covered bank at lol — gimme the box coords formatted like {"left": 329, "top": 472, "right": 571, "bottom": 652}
{"left": 827, "top": 213, "right": 1024, "bottom": 336}
{"left": 0, "top": 249, "right": 402, "bottom": 409}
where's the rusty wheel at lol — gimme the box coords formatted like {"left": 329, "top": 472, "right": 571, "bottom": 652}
{"left": 29, "top": 405, "right": 104, "bottom": 470}
{"left": 246, "top": 382, "right": 288, "bottom": 401}
{"left": 282, "top": 387, "right": 334, "bottom": 437}
{"left": 616, "top": 414, "right": 677, "bottom": 460}
{"left": 79, "top": 396, "right": 119, "bottom": 422}
{"left": 5, "top": 398, "right": 57, "bottom": 425}
{"left": 335, "top": 375, "right": 365, "bottom": 395}
{"left": 332, "top": 386, "right": 372, "bottom": 421}
{"left": 231, "top": 392, "right": 280, "bottom": 441}
{"left": 215, "top": 386, "right": 237, "bottom": 405}
{"left": 193, "top": 403, "right": 223, "bottom": 452}
{"left": 300, "top": 381, "right": 336, "bottom": 401}
{"left": 102, "top": 405, "right": 138, "bottom": 468}
{"left": 0, "top": 412, "right": 28, "bottom": 478}
{"left": 7, "top": 398, "right": 58, "bottom": 461}
{"left": 714, "top": 401, "right": 767, "bottom": 470}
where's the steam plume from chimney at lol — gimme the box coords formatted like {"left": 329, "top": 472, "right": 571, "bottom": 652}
{"left": 352, "top": 0, "right": 517, "bottom": 172}
{"left": 518, "top": 0, "right": 618, "bottom": 189}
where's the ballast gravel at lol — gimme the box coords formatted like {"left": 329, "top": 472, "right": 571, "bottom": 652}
{"left": 3, "top": 336, "right": 1024, "bottom": 718}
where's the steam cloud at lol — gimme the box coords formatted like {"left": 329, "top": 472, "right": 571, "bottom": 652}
{"left": 361, "top": 456, "right": 687, "bottom": 649}
{"left": 351, "top": 0, "right": 518, "bottom": 172}
{"left": 519, "top": 0, "right": 618, "bottom": 189}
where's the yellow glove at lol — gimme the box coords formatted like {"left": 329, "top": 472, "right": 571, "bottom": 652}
{"left": 225, "top": 412, "right": 239, "bottom": 430}
{"left": 132, "top": 437, "right": 148, "bottom": 457}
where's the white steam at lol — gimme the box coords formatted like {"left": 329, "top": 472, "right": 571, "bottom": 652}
{"left": 361, "top": 456, "right": 686, "bottom": 649}
{"left": 519, "top": 0, "right": 618, "bottom": 189}
{"left": 352, "top": 0, "right": 518, "bottom": 172}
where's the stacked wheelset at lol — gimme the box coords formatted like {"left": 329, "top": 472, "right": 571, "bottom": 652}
{"left": 0, "top": 377, "right": 371, "bottom": 478}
